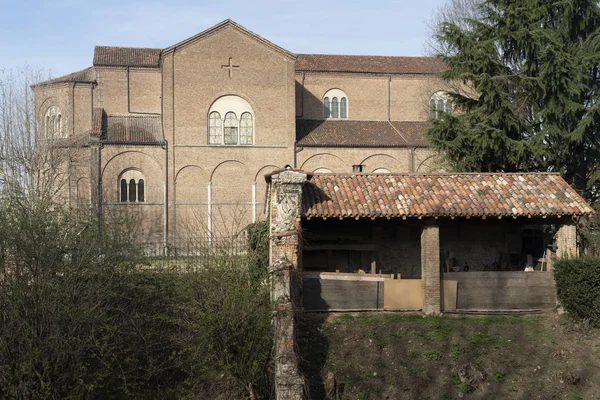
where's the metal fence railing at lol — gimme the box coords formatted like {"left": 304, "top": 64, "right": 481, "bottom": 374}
{"left": 139, "top": 239, "right": 251, "bottom": 272}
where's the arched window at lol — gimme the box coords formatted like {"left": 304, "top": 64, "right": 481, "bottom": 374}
{"left": 207, "top": 95, "right": 254, "bottom": 145}
{"left": 44, "top": 106, "right": 63, "bottom": 138}
{"left": 120, "top": 179, "right": 128, "bottom": 202}
{"left": 128, "top": 179, "right": 136, "bottom": 202}
{"left": 323, "top": 89, "right": 348, "bottom": 119}
{"left": 209, "top": 111, "right": 222, "bottom": 144}
{"left": 444, "top": 100, "right": 453, "bottom": 114}
{"left": 223, "top": 112, "right": 238, "bottom": 145}
{"left": 138, "top": 179, "right": 145, "bottom": 202}
{"left": 331, "top": 97, "right": 339, "bottom": 118}
{"left": 340, "top": 97, "right": 347, "bottom": 118}
{"left": 430, "top": 92, "right": 453, "bottom": 119}
{"left": 119, "top": 170, "right": 145, "bottom": 203}
{"left": 240, "top": 112, "right": 253, "bottom": 145}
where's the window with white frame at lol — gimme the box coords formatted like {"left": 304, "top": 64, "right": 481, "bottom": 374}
{"left": 119, "top": 169, "right": 145, "bottom": 203}
{"left": 44, "top": 106, "right": 64, "bottom": 138}
{"left": 429, "top": 92, "right": 453, "bottom": 119}
{"left": 208, "top": 95, "right": 254, "bottom": 145}
{"left": 323, "top": 89, "right": 348, "bottom": 119}
{"left": 352, "top": 164, "right": 365, "bottom": 173}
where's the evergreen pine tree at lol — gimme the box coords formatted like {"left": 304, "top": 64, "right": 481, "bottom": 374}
{"left": 428, "top": 0, "right": 600, "bottom": 203}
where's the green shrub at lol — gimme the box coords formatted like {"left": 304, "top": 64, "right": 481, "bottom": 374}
{"left": 554, "top": 257, "right": 600, "bottom": 326}
{"left": 0, "top": 202, "right": 185, "bottom": 399}
{"left": 0, "top": 197, "right": 274, "bottom": 399}
{"left": 177, "top": 259, "right": 274, "bottom": 399}
{"left": 246, "top": 220, "right": 270, "bottom": 281}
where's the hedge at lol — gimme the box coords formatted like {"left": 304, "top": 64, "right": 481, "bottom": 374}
{"left": 554, "top": 257, "right": 600, "bottom": 326}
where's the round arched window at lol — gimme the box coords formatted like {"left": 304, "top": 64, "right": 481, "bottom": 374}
{"left": 323, "top": 89, "right": 348, "bottom": 119}
{"left": 119, "top": 169, "right": 145, "bottom": 203}
{"left": 208, "top": 95, "right": 254, "bottom": 145}
{"left": 429, "top": 92, "right": 453, "bottom": 119}
{"left": 44, "top": 106, "right": 64, "bottom": 138}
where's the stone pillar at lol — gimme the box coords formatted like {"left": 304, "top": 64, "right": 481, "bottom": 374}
{"left": 270, "top": 259, "right": 305, "bottom": 400}
{"left": 268, "top": 169, "right": 307, "bottom": 400}
{"left": 556, "top": 220, "right": 578, "bottom": 258}
{"left": 269, "top": 169, "right": 307, "bottom": 270}
{"left": 421, "top": 220, "right": 441, "bottom": 315}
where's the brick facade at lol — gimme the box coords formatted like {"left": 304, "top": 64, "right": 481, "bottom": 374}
{"left": 32, "top": 19, "right": 448, "bottom": 245}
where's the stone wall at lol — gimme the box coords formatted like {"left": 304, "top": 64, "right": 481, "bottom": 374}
{"left": 268, "top": 169, "right": 307, "bottom": 399}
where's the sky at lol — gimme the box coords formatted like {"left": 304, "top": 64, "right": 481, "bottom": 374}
{"left": 1, "top": 0, "right": 448, "bottom": 79}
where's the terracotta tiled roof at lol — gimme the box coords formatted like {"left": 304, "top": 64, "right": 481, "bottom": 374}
{"left": 93, "top": 46, "right": 162, "bottom": 68}
{"left": 103, "top": 115, "right": 164, "bottom": 144}
{"left": 32, "top": 67, "right": 96, "bottom": 87}
{"left": 295, "top": 54, "right": 447, "bottom": 74}
{"left": 302, "top": 173, "right": 593, "bottom": 219}
{"left": 296, "top": 120, "right": 431, "bottom": 148}
{"left": 390, "top": 121, "right": 431, "bottom": 147}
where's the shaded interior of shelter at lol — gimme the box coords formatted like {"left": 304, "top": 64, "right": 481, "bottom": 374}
{"left": 302, "top": 217, "right": 559, "bottom": 311}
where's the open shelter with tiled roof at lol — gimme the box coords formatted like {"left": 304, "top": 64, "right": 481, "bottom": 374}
{"left": 266, "top": 169, "right": 591, "bottom": 314}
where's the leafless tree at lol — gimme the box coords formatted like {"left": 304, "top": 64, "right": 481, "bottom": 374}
{"left": 0, "top": 66, "right": 71, "bottom": 203}
{"left": 424, "top": 0, "right": 483, "bottom": 56}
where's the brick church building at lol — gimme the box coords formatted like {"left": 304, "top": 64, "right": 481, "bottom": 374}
{"left": 32, "top": 19, "right": 449, "bottom": 246}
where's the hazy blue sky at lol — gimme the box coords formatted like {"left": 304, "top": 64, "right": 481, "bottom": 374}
{"left": 1, "top": 0, "right": 448, "bottom": 78}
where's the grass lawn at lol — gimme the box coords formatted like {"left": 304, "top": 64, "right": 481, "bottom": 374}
{"left": 298, "top": 312, "right": 600, "bottom": 400}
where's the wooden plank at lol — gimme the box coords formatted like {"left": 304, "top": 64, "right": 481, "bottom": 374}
{"left": 383, "top": 279, "right": 422, "bottom": 310}
{"left": 444, "top": 272, "right": 557, "bottom": 310}
{"left": 302, "top": 279, "right": 381, "bottom": 311}
{"left": 442, "top": 280, "right": 457, "bottom": 310}
{"left": 302, "top": 271, "right": 393, "bottom": 281}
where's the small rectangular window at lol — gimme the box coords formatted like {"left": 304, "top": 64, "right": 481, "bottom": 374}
{"left": 352, "top": 164, "right": 365, "bottom": 173}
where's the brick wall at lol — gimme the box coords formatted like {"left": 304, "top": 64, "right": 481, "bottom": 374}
{"left": 556, "top": 220, "right": 578, "bottom": 258}
{"left": 421, "top": 221, "right": 441, "bottom": 315}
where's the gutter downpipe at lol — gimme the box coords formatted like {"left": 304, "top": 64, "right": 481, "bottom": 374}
{"left": 163, "top": 140, "right": 168, "bottom": 255}
{"left": 388, "top": 73, "right": 391, "bottom": 121}
{"left": 252, "top": 181, "right": 257, "bottom": 223}
{"left": 97, "top": 143, "right": 103, "bottom": 237}
{"left": 207, "top": 181, "right": 212, "bottom": 246}
{"left": 173, "top": 175, "right": 177, "bottom": 252}
{"left": 127, "top": 66, "right": 130, "bottom": 113}
{"left": 300, "top": 71, "right": 305, "bottom": 118}
{"left": 172, "top": 47, "right": 177, "bottom": 249}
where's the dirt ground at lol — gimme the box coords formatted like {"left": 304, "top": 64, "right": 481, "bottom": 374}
{"left": 297, "top": 312, "right": 600, "bottom": 400}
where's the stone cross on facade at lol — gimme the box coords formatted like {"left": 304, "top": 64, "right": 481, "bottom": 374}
{"left": 221, "top": 57, "right": 240, "bottom": 77}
